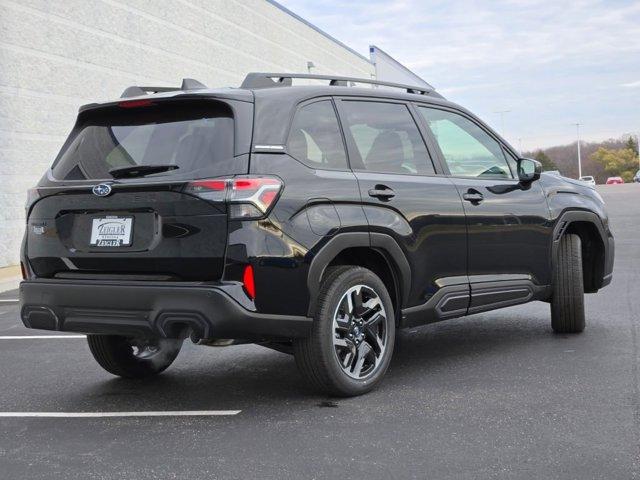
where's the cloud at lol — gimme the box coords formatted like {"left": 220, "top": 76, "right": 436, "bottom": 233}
{"left": 276, "top": 0, "right": 640, "bottom": 147}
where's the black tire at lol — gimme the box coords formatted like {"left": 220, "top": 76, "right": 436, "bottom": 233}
{"left": 87, "top": 335, "right": 183, "bottom": 378}
{"left": 294, "top": 266, "right": 396, "bottom": 397}
{"left": 551, "top": 233, "right": 585, "bottom": 333}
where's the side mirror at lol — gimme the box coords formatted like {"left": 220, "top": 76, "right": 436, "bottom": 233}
{"left": 517, "top": 158, "right": 542, "bottom": 184}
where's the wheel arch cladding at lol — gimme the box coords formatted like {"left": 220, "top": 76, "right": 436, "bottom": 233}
{"left": 326, "top": 248, "right": 400, "bottom": 321}
{"left": 553, "top": 211, "right": 607, "bottom": 293}
{"left": 306, "top": 233, "right": 410, "bottom": 321}
{"left": 565, "top": 221, "right": 605, "bottom": 293}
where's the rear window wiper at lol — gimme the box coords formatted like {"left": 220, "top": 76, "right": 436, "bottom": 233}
{"left": 109, "top": 164, "right": 179, "bottom": 179}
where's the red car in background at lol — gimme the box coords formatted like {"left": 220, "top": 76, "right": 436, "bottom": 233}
{"left": 606, "top": 176, "right": 624, "bottom": 185}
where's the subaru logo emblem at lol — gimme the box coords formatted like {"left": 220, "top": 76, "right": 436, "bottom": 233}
{"left": 92, "top": 184, "right": 112, "bottom": 197}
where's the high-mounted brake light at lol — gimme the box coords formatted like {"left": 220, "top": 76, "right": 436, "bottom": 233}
{"left": 118, "top": 99, "right": 154, "bottom": 108}
{"left": 185, "top": 176, "right": 283, "bottom": 219}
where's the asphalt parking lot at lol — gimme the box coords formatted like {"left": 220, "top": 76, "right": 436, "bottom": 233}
{"left": 0, "top": 184, "right": 638, "bottom": 479}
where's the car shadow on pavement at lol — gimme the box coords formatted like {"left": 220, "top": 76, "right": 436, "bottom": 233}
{"left": 59, "top": 309, "right": 568, "bottom": 412}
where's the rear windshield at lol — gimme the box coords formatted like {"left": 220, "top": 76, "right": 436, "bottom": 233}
{"left": 52, "top": 100, "right": 237, "bottom": 181}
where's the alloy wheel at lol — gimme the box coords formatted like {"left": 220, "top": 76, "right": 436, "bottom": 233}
{"left": 332, "top": 284, "right": 388, "bottom": 379}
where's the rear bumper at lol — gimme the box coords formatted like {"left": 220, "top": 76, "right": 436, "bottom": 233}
{"left": 19, "top": 280, "right": 312, "bottom": 340}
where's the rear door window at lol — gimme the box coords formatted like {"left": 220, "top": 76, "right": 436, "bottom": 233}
{"left": 339, "top": 101, "right": 434, "bottom": 175}
{"left": 286, "top": 100, "right": 347, "bottom": 170}
{"left": 52, "top": 100, "right": 237, "bottom": 180}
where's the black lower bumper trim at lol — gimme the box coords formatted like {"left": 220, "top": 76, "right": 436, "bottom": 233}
{"left": 20, "top": 280, "right": 312, "bottom": 339}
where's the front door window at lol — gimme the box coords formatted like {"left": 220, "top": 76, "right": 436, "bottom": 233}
{"left": 417, "top": 107, "right": 513, "bottom": 179}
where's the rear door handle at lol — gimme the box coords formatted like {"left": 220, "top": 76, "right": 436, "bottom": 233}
{"left": 462, "top": 190, "right": 484, "bottom": 203}
{"left": 368, "top": 185, "right": 395, "bottom": 200}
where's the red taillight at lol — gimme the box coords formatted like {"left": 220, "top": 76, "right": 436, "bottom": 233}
{"left": 233, "top": 179, "right": 261, "bottom": 190}
{"left": 185, "top": 176, "right": 283, "bottom": 219}
{"left": 229, "top": 177, "right": 282, "bottom": 218}
{"left": 184, "top": 179, "right": 228, "bottom": 202}
{"left": 242, "top": 265, "right": 256, "bottom": 299}
{"left": 188, "top": 180, "right": 227, "bottom": 191}
{"left": 258, "top": 190, "right": 278, "bottom": 206}
{"left": 118, "top": 99, "right": 154, "bottom": 108}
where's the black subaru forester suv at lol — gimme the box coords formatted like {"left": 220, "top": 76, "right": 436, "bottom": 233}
{"left": 20, "top": 73, "right": 614, "bottom": 396}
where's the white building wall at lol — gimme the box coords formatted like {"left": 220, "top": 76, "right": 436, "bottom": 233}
{"left": 0, "top": 0, "right": 374, "bottom": 267}
{"left": 370, "top": 45, "right": 433, "bottom": 89}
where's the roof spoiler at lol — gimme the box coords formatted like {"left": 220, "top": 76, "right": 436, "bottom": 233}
{"left": 240, "top": 72, "right": 441, "bottom": 97}
{"left": 120, "top": 78, "right": 207, "bottom": 98}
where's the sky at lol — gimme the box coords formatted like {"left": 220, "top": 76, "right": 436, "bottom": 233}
{"left": 277, "top": 0, "right": 640, "bottom": 150}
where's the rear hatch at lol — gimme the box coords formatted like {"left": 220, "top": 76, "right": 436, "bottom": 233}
{"left": 26, "top": 97, "right": 251, "bottom": 281}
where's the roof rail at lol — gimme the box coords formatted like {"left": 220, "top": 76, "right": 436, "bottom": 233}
{"left": 240, "top": 72, "right": 438, "bottom": 96}
{"left": 120, "top": 78, "right": 207, "bottom": 98}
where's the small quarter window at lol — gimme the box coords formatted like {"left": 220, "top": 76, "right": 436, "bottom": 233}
{"left": 287, "top": 100, "right": 347, "bottom": 170}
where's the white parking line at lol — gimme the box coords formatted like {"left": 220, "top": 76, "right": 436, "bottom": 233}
{"left": 0, "top": 411, "right": 241, "bottom": 418}
{"left": 0, "top": 335, "right": 86, "bottom": 340}
{"left": 0, "top": 299, "right": 18, "bottom": 303}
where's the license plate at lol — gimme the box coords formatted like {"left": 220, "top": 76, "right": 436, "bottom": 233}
{"left": 90, "top": 216, "right": 133, "bottom": 247}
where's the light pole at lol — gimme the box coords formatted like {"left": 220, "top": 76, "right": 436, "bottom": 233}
{"left": 573, "top": 123, "right": 582, "bottom": 179}
{"left": 494, "top": 110, "right": 511, "bottom": 137}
